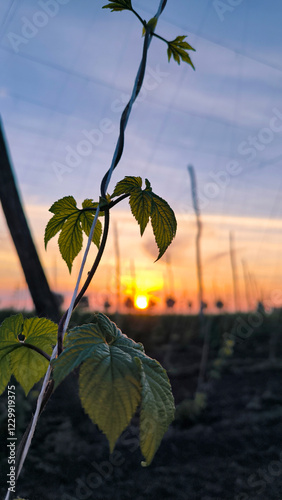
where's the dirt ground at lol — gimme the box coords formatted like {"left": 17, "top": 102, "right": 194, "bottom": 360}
{"left": 1, "top": 312, "right": 282, "bottom": 500}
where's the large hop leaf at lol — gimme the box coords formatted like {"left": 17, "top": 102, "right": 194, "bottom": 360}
{"left": 112, "top": 177, "right": 177, "bottom": 260}
{"left": 0, "top": 314, "right": 57, "bottom": 395}
{"left": 52, "top": 313, "right": 174, "bottom": 465}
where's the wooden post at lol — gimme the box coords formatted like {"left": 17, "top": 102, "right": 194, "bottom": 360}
{"left": 0, "top": 119, "right": 60, "bottom": 322}
{"left": 188, "top": 165, "right": 204, "bottom": 315}
{"left": 229, "top": 231, "right": 239, "bottom": 312}
{"left": 188, "top": 165, "right": 208, "bottom": 391}
{"left": 130, "top": 259, "right": 136, "bottom": 302}
{"left": 113, "top": 221, "right": 121, "bottom": 314}
{"left": 242, "top": 259, "right": 251, "bottom": 310}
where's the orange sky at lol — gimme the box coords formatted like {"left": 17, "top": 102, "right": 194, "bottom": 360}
{"left": 1, "top": 203, "right": 282, "bottom": 314}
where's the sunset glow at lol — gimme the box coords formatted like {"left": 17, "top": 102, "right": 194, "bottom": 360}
{"left": 1, "top": 208, "right": 282, "bottom": 313}
{"left": 135, "top": 295, "right": 149, "bottom": 310}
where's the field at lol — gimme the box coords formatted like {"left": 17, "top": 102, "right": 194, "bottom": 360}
{"left": 1, "top": 310, "right": 282, "bottom": 499}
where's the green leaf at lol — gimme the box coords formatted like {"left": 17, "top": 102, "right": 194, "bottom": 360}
{"left": 45, "top": 196, "right": 102, "bottom": 272}
{"left": 79, "top": 346, "right": 141, "bottom": 452}
{"left": 145, "top": 178, "right": 152, "bottom": 191}
{"left": 135, "top": 356, "right": 175, "bottom": 466}
{"left": 81, "top": 199, "right": 102, "bottom": 248}
{"left": 0, "top": 314, "right": 24, "bottom": 365}
{"left": 52, "top": 313, "right": 174, "bottom": 463}
{"left": 96, "top": 312, "right": 121, "bottom": 342}
{"left": 167, "top": 35, "right": 195, "bottom": 69}
{"left": 58, "top": 213, "right": 83, "bottom": 273}
{"left": 102, "top": 0, "right": 132, "bottom": 12}
{"left": 112, "top": 177, "right": 177, "bottom": 260}
{"left": 49, "top": 195, "right": 77, "bottom": 215}
{"left": 130, "top": 190, "right": 152, "bottom": 236}
{"left": 112, "top": 176, "right": 142, "bottom": 197}
{"left": 110, "top": 329, "right": 174, "bottom": 465}
{"left": 0, "top": 313, "right": 23, "bottom": 343}
{"left": 52, "top": 316, "right": 143, "bottom": 388}
{"left": 52, "top": 323, "right": 106, "bottom": 387}
{"left": 52, "top": 317, "right": 141, "bottom": 452}
{"left": 45, "top": 196, "right": 77, "bottom": 249}
{"left": 0, "top": 316, "right": 24, "bottom": 394}
{"left": 0, "top": 354, "right": 12, "bottom": 395}
{"left": 150, "top": 193, "right": 177, "bottom": 260}
{"left": 0, "top": 315, "right": 57, "bottom": 395}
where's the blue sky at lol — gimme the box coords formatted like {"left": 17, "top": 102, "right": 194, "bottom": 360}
{"left": 0, "top": 0, "right": 282, "bottom": 311}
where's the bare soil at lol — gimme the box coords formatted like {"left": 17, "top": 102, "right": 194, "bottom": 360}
{"left": 1, "top": 312, "right": 282, "bottom": 500}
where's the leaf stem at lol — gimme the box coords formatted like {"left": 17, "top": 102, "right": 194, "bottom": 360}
{"left": 81, "top": 193, "right": 130, "bottom": 213}
{"left": 152, "top": 32, "right": 168, "bottom": 44}
{"left": 15, "top": 379, "right": 54, "bottom": 476}
{"left": 131, "top": 8, "right": 146, "bottom": 27}
{"left": 15, "top": 358, "right": 56, "bottom": 483}
{"left": 109, "top": 193, "right": 130, "bottom": 207}
{"left": 21, "top": 343, "right": 51, "bottom": 362}
{"left": 72, "top": 208, "right": 110, "bottom": 308}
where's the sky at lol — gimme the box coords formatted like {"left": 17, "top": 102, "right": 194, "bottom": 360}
{"left": 0, "top": 0, "right": 282, "bottom": 313}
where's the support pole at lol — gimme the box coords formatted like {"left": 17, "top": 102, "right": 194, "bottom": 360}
{"left": 188, "top": 165, "right": 208, "bottom": 391}
{"left": 188, "top": 165, "right": 204, "bottom": 315}
{"left": 229, "top": 231, "right": 239, "bottom": 312}
{"left": 0, "top": 119, "right": 60, "bottom": 322}
{"left": 113, "top": 221, "right": 121, "bottom": 314}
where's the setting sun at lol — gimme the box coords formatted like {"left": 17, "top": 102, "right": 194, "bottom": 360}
{"left": 135, "top": 295, "right": 148, "bottom": 310}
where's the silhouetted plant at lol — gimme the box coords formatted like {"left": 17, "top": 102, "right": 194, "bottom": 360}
{"left": 215, "top": 299, "right": 224, "bottom": 310}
